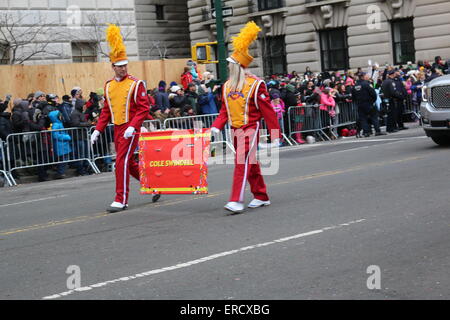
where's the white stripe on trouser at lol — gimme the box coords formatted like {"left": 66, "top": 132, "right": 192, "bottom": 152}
{"left": 238, "top": 122, "right": 260, "bottom": 203}
{"left": 122, "top": 135, "right": 135, "bottom": 206}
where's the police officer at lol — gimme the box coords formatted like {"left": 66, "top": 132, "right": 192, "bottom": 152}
{"left": 393, "top": 69, "right": 408, "bottom": 130}
{"left": 381, "top": 69, "right": 403, "bottom": 133}
{"left": 351, "top": 72, "right": 386, "bottom": 137}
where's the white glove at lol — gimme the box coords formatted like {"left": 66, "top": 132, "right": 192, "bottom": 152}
{"left": 91, "top": 130, "right": 100, "bottom": 145}
{"left": 140, "top": 126, "right": 149, "bottom": 133}
{"left": 124, "top": 126, "right": 135, "bottom": 139}
{"left": 211, "top": 127, "right": 220, "bottom": 134}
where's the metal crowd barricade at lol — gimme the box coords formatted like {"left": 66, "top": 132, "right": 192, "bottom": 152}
{"left": 89, "top": 124, "right": 115, "bottom": 172}
{"left": 6, "top": 127, "right": 100, "bottom": 178}
{"left": 259, "top": 118, "right": 294, "bottom": 146}
{"left": 141, "top": 119, "right": 164, "bottom": 132}
{"left": 288, "top": 104, "right": 331, "bottom": 143}
{"left": 334, "top": 101, "right": 358, "bottom": 128}
{"left": 163, "top": 114, "right": 235, "bottom": 153}
{"left": 403, "top": 94, "right": 421, "bottom": 121}
{"left": 0, "top": 139, "right": 14, "bottom": 187}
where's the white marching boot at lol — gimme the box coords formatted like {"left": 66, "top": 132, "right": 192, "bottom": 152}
{"left": 224, "top": 202, "right": 245, "bottom": 214}
{"left": 248, "top": 199, "right": 271, "bottom": 209}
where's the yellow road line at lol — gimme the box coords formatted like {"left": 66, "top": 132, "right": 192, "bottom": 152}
{"left": 0, "top": 156, "right": 425, "bottom": 237}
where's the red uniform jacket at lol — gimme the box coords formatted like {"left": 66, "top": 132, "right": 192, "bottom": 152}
{"left": 212, "top": 80, "right": 281, "bottom": 140}
{"left": 96, "top": 74, "right": 152, "bottom": 132}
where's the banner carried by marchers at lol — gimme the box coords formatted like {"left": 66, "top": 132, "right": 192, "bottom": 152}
{"left": 139, "top": 129, "right": 211, "bottom": 195}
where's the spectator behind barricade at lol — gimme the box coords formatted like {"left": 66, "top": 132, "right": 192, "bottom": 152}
{"left": 181, "top": 67, "right": 193, "bottom": 90}
{"left": 84, "top": 92, "right": 101, "bottom": 125}
{"left": 11, "top": 99, "right": 30, "bottom": 133}
{"left": 71, "top": 87, "right": 84, "bottom": 113}
{"left": 146, "top": 89, "right": 156, "bottom": 109}
{"left": 321, "top": 87, "right": 338, "bottom": 138}
{"left": 69, "top": 99, "right": 91, "bottom": 176}
{"left": 0, "top": 100, "right": 12, "bottom": 141}
{"left": 320, "top": 87, "right": 336, "bottom": 112}
{"left": 58, "top": 95, "right": 73, "bottom": 127}
{"left": 202, "top": 71, "right": 214, "bottom": 85}
{"left": 432, "top": 56, "right": 448, "bottom": 74}
{"left": 335, "top": 84, "right": 352, "bottom": 103}
{"left": 170, "top": 85, "right": 188, "bottom": 112}
{"left": 197, "top": 84, "right": 218, "bottom": 115}
{"left": 154, "top": 80, "right": 171, "bottom": 114}
{"left": 345, "top": 71, "right": 355, "bottom": 87}
{"left": 270, "top": 92, "right": 285, "bottom": 144}
{"left": 30, "top": 91, "right": 53, "bottom": 129}
{"left": 48, "top": 110, "right": 72, "bottom": 179}
{"left": 282, "top": 83, "right": 298, "bottom": 108}
{"left": 182, "top": 105, "right": 196, "bottom": 117}
{"left": 185, "top": 82, "right": 200, "bottom": 115}
{"left": 411, "top": 72, "right": 426, "bottom": 105}
{"left": 304, "top": 67, "right": 313, "bottom": 80}
{"left": 404, "top": 76, "right": 413, "bottom": 95}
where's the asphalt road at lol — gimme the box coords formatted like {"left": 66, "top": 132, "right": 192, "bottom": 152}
{"left": 0, "top": 126, "right": 449, "bottom": 300}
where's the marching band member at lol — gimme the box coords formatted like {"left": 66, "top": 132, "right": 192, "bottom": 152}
{"left": 211, "top": 21, "right": 281, "bottom": 214}
{"left": 90, "top": 24, "right": 159, "bottom": 213}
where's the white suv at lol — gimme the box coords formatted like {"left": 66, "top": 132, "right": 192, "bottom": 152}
{"left": 420, "top": 75, "right": 450, "bottom": 146}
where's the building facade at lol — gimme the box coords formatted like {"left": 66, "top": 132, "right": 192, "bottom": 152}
{"left": 187, "top": 0, "right": 450, "bottom": 77}
{"left": 0, "top": 0, "right": 191, "bottom": 65}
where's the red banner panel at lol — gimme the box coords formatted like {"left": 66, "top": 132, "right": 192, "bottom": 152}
{"left": 139, "top": 129, "right": 211, "bottom": 195}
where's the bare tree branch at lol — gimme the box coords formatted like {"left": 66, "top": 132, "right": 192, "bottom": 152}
{"left": 0, "top": 12, "right": 65, "bottom": 64}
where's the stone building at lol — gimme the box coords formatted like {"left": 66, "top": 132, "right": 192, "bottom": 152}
{"left": 0, "top": 0, "right": 191, "bottom": 65}
{"left": 187, "top": 0, "right": 450, "bottom": 76}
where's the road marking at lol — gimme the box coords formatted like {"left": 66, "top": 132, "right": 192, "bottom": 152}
{"left": 42, "top": 218, "right": 366, "bottom": 300}
{"left": 0, "top": 195, "right": 68, "bottom": 208}
{"left": 0, "top": 156, "right": 424, "bottom": 237}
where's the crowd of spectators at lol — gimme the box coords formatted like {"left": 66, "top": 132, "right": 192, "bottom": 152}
{"left": 0, "top": 56, "right": 448, "bottom": 184}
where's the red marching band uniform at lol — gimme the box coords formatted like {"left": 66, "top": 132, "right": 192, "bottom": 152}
{"left": 95, "top": 75, "right": 151, "bottom": 207}
{"left": 212, "top": 76, "right": 280, "bottom": 204}
{"left": 211, "top": 21, "right": 281, "bottom": 213}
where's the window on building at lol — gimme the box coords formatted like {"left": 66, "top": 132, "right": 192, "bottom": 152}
{"left": 258, "top": 0, "right": 284, "bottom": 11}
{"left": 391, "top": 18, "right": 415, "bottom": 65}
{"left": 0, "top": 42, "right": 10, "bottom": 65}
{"left": 155, "top": 5, "right": 165, "bottom": 20}
{"left": 262, "top": 36, "right": 287, "bottom": 76}
{"left": 71, "top": 42, "right": 97, "bottom": 63}
{"left": 319, "top": 28, "right": 349, "bottom": 71}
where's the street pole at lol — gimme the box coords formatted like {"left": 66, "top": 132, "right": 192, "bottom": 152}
{"left": 214, "top": 0, "right": 228, "bottom": 83}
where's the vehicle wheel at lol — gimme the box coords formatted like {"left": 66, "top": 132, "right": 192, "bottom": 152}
{"left": 431, "top": 136, "right": 450, "bottom": 146}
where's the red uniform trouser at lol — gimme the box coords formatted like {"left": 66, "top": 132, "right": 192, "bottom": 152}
{"left": 113, "top": 124, "right": 140, "bottom": 205}
{"left": 230, "top": 122, "right": 269, "bottom": 203}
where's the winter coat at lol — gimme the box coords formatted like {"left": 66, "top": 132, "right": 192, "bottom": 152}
{"left": 0, "top": 112, "right": 12, "bottom": 140}
{"left": 320, "top": 92, "right": 336, "bottom": 111}
{"left": 154, "top": 90, "right": 170, "bottom": 112}
{"left": 271, "top": 100, "right": 285, "bottom": 120}
{"left": 171, "top": 94, "right": 188, "bottom": 111}
{"left": 69, "top": 100, "right": 91, "bottom": 141}
{"left": 198, "top": 91, "right": 218, "bottom": 115}
{"left": 181, "top": 72, "right": 193, "bottom": 90}
{"left": 58, "top": 101, "right": 73, "bottom": 127}
{"left": 49, "top": 110, "right": 72, "bottom": 157}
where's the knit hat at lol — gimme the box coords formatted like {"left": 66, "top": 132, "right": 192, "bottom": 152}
{"left": 227, "top": 21, "right": 261, "bottom": 68}
{"left": 285, "top": 84, "right": 295, "bottom": 93}
{"left": 171, "top": 85, "right": 181, "bottom": 93}
{"left": 96, "top": 88, "right": 104, "bottom": 97}
{"left": 158, "top": 80, "right": 167, "bottom": 89}
{"left": 34, "top": 91, "right": 45, "bottom": 99}
{"left": 106, "top": 24, "right": 128, "bottom": 66}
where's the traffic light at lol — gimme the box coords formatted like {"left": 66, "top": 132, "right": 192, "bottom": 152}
{"left": 191, "top": 42, "right": 218, "bottom": 64}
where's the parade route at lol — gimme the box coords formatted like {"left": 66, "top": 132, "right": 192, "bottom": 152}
{"left": 1, "top": 127, "right": 449, "bottom": 300}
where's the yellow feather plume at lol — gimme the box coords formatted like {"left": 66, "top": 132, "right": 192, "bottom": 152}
{"left": 231, "top": 21, "right": 261, "bottom": 54}
{"left": 106, "top": 24, "right": 126, "bottom": 59}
